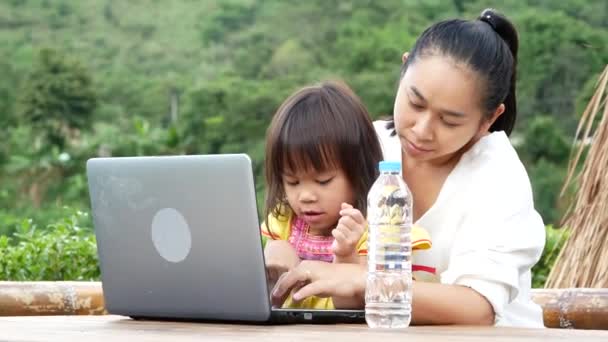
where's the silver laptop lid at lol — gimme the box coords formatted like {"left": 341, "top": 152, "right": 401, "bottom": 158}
{"left": 86, "top": 154, "right": 271, "bottom": 321}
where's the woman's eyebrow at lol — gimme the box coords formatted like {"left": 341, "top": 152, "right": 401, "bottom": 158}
{"left": 439, "top": 108, "right": 466, "bottom": 118}
{"left": 411, "top": 86, "right": 466, "bottom": 118}
{"left": 410, "top": 86, "right": 426, "bottom": 101}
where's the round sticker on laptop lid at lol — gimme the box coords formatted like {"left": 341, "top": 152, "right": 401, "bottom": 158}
{"left": 151, "top": 208, "right": 192, "bottom": 263}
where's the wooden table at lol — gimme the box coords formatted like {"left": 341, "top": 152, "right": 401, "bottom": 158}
{"left": 2, "top": 315, "right": 607, "bottom": 342}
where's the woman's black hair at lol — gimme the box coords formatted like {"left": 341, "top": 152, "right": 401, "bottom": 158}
{"left": 391, "top": 8, "right": 519, "bottom": 136}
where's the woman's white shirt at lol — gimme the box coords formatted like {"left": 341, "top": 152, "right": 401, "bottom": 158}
{"left": 374, "top": 120, "right": 546, "bottom": 327}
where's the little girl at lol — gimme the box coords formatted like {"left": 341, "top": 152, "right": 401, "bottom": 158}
{"left": 261, "top": 80, "right": 431, "bottom": 309}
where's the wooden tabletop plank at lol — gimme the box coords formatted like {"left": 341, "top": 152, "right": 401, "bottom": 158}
{"left": 1, "top": 315, "right": 607, "bottom": 342}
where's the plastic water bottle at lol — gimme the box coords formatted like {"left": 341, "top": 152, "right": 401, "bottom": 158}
{"left": 365, "top": 161, "right": 413, "bottom": 328}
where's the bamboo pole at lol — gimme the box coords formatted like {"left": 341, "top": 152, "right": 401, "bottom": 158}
{"left": 1, "top": 282, "right": 608, "bottom": 329}
{"left": 0, "top": 281, "right": 106, "bottom": 316}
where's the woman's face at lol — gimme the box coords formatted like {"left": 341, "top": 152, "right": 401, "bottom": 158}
{"left": 393, "top": 55, "right": 500, "bottom": 165}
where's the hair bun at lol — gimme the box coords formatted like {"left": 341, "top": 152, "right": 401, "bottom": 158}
{"left": 478, "top": 8, "right": 518, "bottom": 57}
{"left": 479, "top": 8, "right": 497, "bottom": 30}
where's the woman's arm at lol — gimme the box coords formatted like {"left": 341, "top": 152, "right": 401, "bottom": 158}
{"left": 411, "top": 281, "right": 494, "bottom": 325}
{"left": 272, "top": 262, "right": 494, "bottom": 324}
{"left": 271, "top": 261, "right": 366, "bottom": 309}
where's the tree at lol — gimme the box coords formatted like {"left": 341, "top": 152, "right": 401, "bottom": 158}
{"left": 0, "top": 61, "right": 18, "bottom": 167}
{"left": 17, "top": 48, "right": 97, "bottom": 150}
{"left": 516, "top": 10, "right": 608, "bottom": 132}
{"left": 7, "top": 49, "right": 97, "bottom": 207}
{"left": 517, "top": 115, "right": 571, "bottom": 225}
{"left": 519, "top": 116, "right": 570, "bottom": 165}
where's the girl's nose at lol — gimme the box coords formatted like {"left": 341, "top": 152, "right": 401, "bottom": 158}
{"left": 298, "top": 189, "right": 317, "bottom": 203}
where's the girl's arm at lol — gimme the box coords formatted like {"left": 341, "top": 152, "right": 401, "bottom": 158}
{"left": 264, "top": 240, "right": 300, "bottom": 290}
{"left": 264, "top": 240, "right": 300, "bottom": 269}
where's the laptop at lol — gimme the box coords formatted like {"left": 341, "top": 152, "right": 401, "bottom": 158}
{"left": 86, "top": 154, "right": 365, "bottom": 324}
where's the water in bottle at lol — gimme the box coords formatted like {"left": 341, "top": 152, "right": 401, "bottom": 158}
{"left": 365, "top": 160, "right": 413, "bottom": 328}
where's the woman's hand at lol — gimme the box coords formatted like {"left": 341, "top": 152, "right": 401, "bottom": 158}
{"left": 331, "top": 203, "right": 366, "bottom": 264}
{"left": 271, "top": 260, "right": 367, "bottom": 309}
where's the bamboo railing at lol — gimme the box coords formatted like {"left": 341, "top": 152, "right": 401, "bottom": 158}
{"left": 0, "top": 282, "right": 606, "bottom": 329}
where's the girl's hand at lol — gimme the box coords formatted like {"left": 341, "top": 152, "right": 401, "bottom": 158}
{"left": 331, "top": 203, "right": 366, "bottom": 263}
{"left": 264, "top": 240, "right": 300, "bottom": 292}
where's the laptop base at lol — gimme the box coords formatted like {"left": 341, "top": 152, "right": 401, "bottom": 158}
{"left": 130, "top": 309, "right": 365, "bottom": 325}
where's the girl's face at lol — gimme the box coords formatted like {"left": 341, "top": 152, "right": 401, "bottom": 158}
{"left": 393, "top": 55, "right": 501, "bottom": 165}
{"left": 282, "top": 167, "right": 355, "bottom": 234}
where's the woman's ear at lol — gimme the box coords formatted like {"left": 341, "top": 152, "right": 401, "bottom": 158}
{"left": 402, "top": 52, "right": 409, "bottom": 64}
{"left": 479, "top": 104, "right": 505, "bottom": 133}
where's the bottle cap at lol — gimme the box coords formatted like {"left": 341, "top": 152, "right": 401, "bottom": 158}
{"left": 379, "top": 161, "right": 401, "bottom": 173}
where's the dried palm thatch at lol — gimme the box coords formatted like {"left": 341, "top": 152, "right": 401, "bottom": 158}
{"left": 545, "top": 65, "right": 608, "bottom": 288}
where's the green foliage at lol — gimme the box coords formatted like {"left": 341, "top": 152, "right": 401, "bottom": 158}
{"left": 516, "top": 115, "right": 574, "bottom": 225}
{"left": 0, "top": 61, "right": 17, "bottom": 127}
{"left": 0, "top": 209, "right": 99, "bottom": 281}
{"left": 516, "top": 10, "right": 608, "bottom": 132}
{"left": 0, "top": 0, "right": 606, "bottom": 280}
{"left": 527, "top": 159, "right": 569, "bottom": 226}
{"left": 519, "top": 116, "right": 571, "bottom": 165}
{"left": 0, "top": 212, "right": 22, "bottom": 237}
{"left": 532, "top": 225, "right": 570, "bottom": 288}
{"left": 200, "top": 0, "right": 259, "bottom": 44}
{"left": 16, "top": 48, "right": 97, "bottom": 149}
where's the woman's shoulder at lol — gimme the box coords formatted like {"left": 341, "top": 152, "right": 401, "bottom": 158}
{"left": 458, "top": 131, "right": 535, "bottom": 206}
{"left": 448, "top": 132, "right": 545, "bottom": 255}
